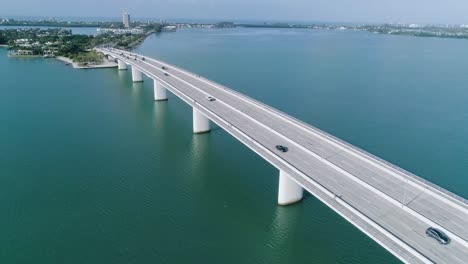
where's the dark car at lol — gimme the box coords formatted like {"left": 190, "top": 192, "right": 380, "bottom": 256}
{"left": 162, "top": 66, "right": 167, "bottom": 70}
{"left": 276, "top": 145, "right": 288, "bottom": 153}
{"left": 426, "top": 227, "right": 450, "bottom": 245}
{"left": 164, "top": 73, "right": 170, "bottom": 76}
{"left": 142, "top": 58, "right": 145, "bottom": 61}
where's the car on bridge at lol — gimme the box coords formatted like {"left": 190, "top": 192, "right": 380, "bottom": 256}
{"left": 205, "top": 96, "right": 216, "bottom": 102}
{"left": 162, "top": 66, "right": 167, "bottom": 70}
{"left": 276, "top": 145, "right": 289, "bottom": 153}
{"left": 426, "top": 227, "right": 450, "bottom": 245}
{"left": 164, "top": 73, "right": 170, "bottom": 76}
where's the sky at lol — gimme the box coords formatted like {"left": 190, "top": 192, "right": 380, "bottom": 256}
{"left": 1, "top": 0, "right": 468, "bottom": 24}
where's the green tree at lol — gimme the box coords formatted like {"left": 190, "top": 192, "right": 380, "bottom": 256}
{"left": 60, "top": 43, "right": 83, "bottom": 56}
{"left": 0, "top": 33, "right": 7, "bottom": 45}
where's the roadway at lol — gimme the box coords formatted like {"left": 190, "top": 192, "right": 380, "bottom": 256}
{"left": 98, "top": 48, "right": 468, "bottom": 264}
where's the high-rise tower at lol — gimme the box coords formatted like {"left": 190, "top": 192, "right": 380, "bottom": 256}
{"left": 123, "top": 13, "right": 130, "bottom": 28}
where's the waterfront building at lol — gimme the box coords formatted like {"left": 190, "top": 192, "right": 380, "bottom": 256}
{"left": 123, "top": 13, "right": 130, "bottom": 28}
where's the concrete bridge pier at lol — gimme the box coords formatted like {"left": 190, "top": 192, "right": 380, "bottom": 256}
{"left": 278, "top": 171, "right": 303, "bottom": 205}
{"left": 153, "top": 80, "right": 168, "bottom": 101}
{"left": 131, "top": 66, "right": 143, "bottom": 82}
{"left": 193, "top": 108, "right": 210, "bottom": 134}
{"left": 117, "top": 59, "right": 127, "bottom": 70}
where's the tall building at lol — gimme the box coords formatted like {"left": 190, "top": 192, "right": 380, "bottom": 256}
{"left": 123, "top": 13, "right": 130, "bottom": 28}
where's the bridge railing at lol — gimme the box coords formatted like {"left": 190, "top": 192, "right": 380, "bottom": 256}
{"left": 103, "top": 49, "right": 447, "bottom": 263}
{"left": 103, "top": 48, "right": 467, "bottom": 207}
{"left": 331, "top": 198, "right": 428, "bottom": 264}
{"left": 191, "top": 67, "right": 468, "bottom": 207}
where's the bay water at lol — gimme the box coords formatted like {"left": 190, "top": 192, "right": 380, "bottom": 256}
{"left": 1, "top": 27, "right": 468, "bottom": 263}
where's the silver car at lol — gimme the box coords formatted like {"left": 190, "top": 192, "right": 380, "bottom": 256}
{"left": 426, "top": 227, "right": 450, "bottom": 245}
{"left": 205, "top": 96, "right": 216, "bottom": 102}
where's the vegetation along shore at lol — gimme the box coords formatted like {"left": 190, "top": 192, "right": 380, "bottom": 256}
{"left": 0, "top": 23, "right": 162, "bottom": 67}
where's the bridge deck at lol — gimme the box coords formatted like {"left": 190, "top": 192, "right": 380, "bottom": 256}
{"left": 99, "top": 48, "right": 468, "bottom": 264}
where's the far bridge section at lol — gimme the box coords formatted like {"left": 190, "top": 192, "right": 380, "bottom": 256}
{"left": 97, "top": 47, "right": 468, "bottom": 264}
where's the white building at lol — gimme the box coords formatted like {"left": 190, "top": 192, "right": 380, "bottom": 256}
{"left": 123, "top": 13, "right": 131, "bottom": 28}
{"left": 97, "top": 28, "right": 143, "bottom": 35}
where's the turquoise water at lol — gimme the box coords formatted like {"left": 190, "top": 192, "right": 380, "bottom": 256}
{"left": 1, "top": 28, "right": 468, "bottom": 263}
{"left": 137, "top": 28, "right": 468, "bottom": 196}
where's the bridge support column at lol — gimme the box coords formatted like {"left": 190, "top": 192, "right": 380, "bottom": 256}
{"left": 117, "top": 59, "right": 127, "bottom": 70}
{"left": 154, "top": 80, "right": 168, "bottom": 101}
{"left": 278, "top": 171, "right": 303, "bottom": 206}
{"left": 132, "top": 66, "right": 143, "bottom": 82}
{"left": 193, "top": 108, "right": 210, "bottom": 134}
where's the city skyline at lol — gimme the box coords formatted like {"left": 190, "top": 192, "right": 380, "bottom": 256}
{"left": 1, "top": 0, "right": 468, "bottom": 25}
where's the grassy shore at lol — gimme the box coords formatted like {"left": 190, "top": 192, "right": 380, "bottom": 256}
{"left": 56, "top": 56, "right": 117, "bottom": 69}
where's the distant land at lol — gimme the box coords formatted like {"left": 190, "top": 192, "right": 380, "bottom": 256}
{"left": 3, "top": 17, "right": 468, "bottom": 40}
{"left": 0, "top": 18, "right": 164, "bottom": 68}
{"left": 3, "top": 17, "right": 468, "bottom": 69}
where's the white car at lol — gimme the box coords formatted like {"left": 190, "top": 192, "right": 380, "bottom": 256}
{"left": 205, "top": 96, "right": 216, "bottom": 102}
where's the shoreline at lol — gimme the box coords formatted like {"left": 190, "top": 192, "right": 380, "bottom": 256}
{"left": 107, "top": 30, "right": 155, "bottom": 51}
{"left": 53, "top": 31, "right": 154, "bottom": 68}
{"left": 2, "top": 29, "right": 156, "bottom": 68}
{"left": 56, "top": 56, "right": 117, "bottom": 69}
{"left": 8, "top": 54, "right": 42, "bottom": 58}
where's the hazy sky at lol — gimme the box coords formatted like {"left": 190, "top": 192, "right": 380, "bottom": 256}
{"left": 2, "top": 0, "right": 467, "bottom": 24}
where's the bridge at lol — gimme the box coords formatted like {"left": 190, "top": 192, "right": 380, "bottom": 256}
{"left": 97, "top": 47, "right": 468, "bottom": 264}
